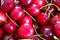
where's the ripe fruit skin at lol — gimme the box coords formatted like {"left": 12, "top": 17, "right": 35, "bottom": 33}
{"left": 19, "top": 15, "right": 33, "bottom": 25}
{"left": 36, "top": 12, "right": 48, "bottom": 25}
{"left": 0, "top": 28, "right": 3, "bottom": 38}
{"left": 4, "top": 21, "right": 16, "bottom": 34}
{"left": 50, "top": 15, "right": 60, "bottom": 25}
{"left": 18, "top": 23, "right": 34, "bottom": 38}
{"left": 26, "top": 4, "right": 40, "bottom": 16}
{"left": 1, "top": 0, "right": 14, "bottom": 12}
{"left": 20, "top": 0, "right": 34, "bottom": 6}
{"left": 0, "top": 10, "right": 7, "bottom": 25}
{"left": 54, "top": 23, "right": 60, "bottom": 37}
{"left": 10, "top": 6, "right": 24, "bottom": 21}
{"left": 40, "top": 25, "right": 54, "bottom": 40}
{"left": 34, "top": 0, "right": 46, "bottom": 7}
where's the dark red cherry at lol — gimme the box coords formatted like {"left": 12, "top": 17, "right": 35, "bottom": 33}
{"left": 10, "top": 6, "right": 24, "bottom": 21}
{"left": 19, "top": 15, "right": 33, "bottom": 25}
{"left": 4, "top": 21, "right": 16, "bottom": 34}
{"left": 53, "top": 0, "right": 60, "bottom": 8}
{"left": 54, "top": 22, "right": 60, "bottom": 37}
{"left": 34, "top": 0, "right": 46, "bottom": 8}
{"left": 36, "top": 12, "right": 48, "bottom": 25}
{"left": 40, "top": 25, "right": 54, "bottom": 40}
{"left": 1, "top": 0, "right": 14, "bottom": 12}
{"left": 50, "top": 15, "right": 60, "bottom": 25}
{"left": 0, "top": 10, "right": 7, "bottom": 25}
{"left": 18, "top": 23, "right": 34, "bottom": 38}
{"left": 0, "top": 28, "right": 3, "bottom": 38}
{"left": 26, "top": 4, "right": 40, "bottom": 16}
{"left": 20, "top": 0, "right": 34, "bottom": 6}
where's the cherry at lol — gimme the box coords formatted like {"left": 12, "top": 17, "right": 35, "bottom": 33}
{"left": 1, "top": 0, "right": 14, "bottom": 12}
{"left": 10, "top": 5, "right": 24, "bottom": 21}
{"left": 4, "top": 21, "right": 16, "bottom": 34}
{"left": 53, "top": 0, "right": 60, "bottom": 8}
{"left": 0, "top": 10, "right": 7, "bottom": 25}
{"left": 32, "top": 36, "right": 41, "bottom": 40}
{"left": 40, "top": 25, "right": 54, "bottom": 40}
{"left": 36, "top": 12, "right": 48, "bottom": 25}
{"left": 26, "top": 4, "right": 40, "bottom": 16}
{"left": 0, "top": 28, "right": 3, "bottom": 38}
{"left": 34, "top": 0, "right": 46, "bottom": 8}
{"left": 17, "top": 23, "right": 34, "bottom": 38}
{"left": 19, "top": 15, "right": 33, "bottom": 25}
{"left": 54, "top": 22, "right": 60, "bottom": 37}
{"left": 20, "top": 0, "right": 34, "bottom": 6}
{"left": 50, "top": 15, "right": 60, "bottom": 25}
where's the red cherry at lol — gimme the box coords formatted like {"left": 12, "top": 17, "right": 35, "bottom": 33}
{"left": 40, "top": 25, "right": 54, "bottom": 40}
{"left": 26, "top": 4, "right": 40, "bottom": 16}
{"left": 34, "top": 0, "right": 46, "bottom": 8}
{"left": 54, "top": 21, "right": 60, "bottom": 37}
{"left": 20, "top": 0, "right": 34, "bottom": 6}
{"left": 36, "top": 12, "right": 48, "bottom": 25}
{"left": 1, "top": 0, "right": 14, "bottom": 12}
{"left": 18, "top": 23, "right": 34, "bottom": 38}
{"left": 0, "top": 10, "right": 7, "bottom": 25}
{"left": 4, "top": 21, "right": 16, "bottom": 34}
{"left": 50, "top": 15, "right": 60, "bottom": 25}
{"left": 19, "top": 15, "right": 33, "bottom": 25}
{"left": 0, "top": 28, "right": 3, "bottom": 38}
{"left": 10, "top": 6, "right": 24, "bottom": 21}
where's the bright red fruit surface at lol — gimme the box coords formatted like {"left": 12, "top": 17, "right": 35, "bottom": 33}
{"left": 1, "top": 0, "right": 14, "bottom": 12}
{"left": 18, "top": 23, "right": 34, "bottom": 38}
{"left": 19, "top": 15, "right": 33, "bottom": 25}
{"left": 4, "top": 21, "right": 16, "bottom": 34}
{"left": 26, "top": 4, "right": 40, "bottom": 16}
{"left": 10, "top": 6, "right": 24, "bottom": 21}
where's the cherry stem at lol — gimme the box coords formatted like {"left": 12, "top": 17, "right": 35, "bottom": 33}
{"left": 24, "top": 10, "right": 36, "bottom": 22}
{"left": 5, "top": 34, "right": 13, "bottom": 40}
{"left": 33, "top": 24, "right": 46, "bottom": 40}
{"left": 45, "top": 0, "right": 52, "bottom": 14}
{"left": 6, "top": 13, "right": 19, "bottom": 27}
{"left": 40, "top": 4, "right": 60, "bottom": 11}
{"left": 53, "top": 36, "right": 59, "bottom": 40}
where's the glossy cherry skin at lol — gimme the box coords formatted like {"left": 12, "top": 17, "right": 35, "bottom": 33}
{"left": 1, "top": 0, "right": 14, "bottom": 12}
{"left": 0, "top": 10, "right": 7, "bottom": 25}
{"left": 54, "top": 22, "right": 60, "bottom": 37}
{"left": 26, "top": 4, "right": 40, "bottom": 16}
{"left": 0, "top": 28, "right": 3, "bottom": 38}
{"left": 18, "top": 23, "right": 34, "bottom": 38}
{"left": 53, "top": 0, "right": 60, "bottom": 8}
{"left": 36, "top": 12, "right": 48, "bottom": 25}
{"left": 10, "top": 6, "right": 24, "bottom": 21}
{"left": 20, "top": 0, "right": 34, "bottom": 6}
{"left": 34, "top": 0, "right": 46, "bottom": 8}
{"left": 19, "top": 15, "right": 33, "bottom": 25}
{"left": 4, "top": 21, "right": 16, "bottom": 34}
{"left": 40, "top": 25, "right": 54, "bottom": 40}
{"left": 50, "top": 15, "right": 60, "bottom": 25}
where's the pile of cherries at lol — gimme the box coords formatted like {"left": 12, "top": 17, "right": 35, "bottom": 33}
{"left": 0, "top": 0, "right": 60, "bottom": 40}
